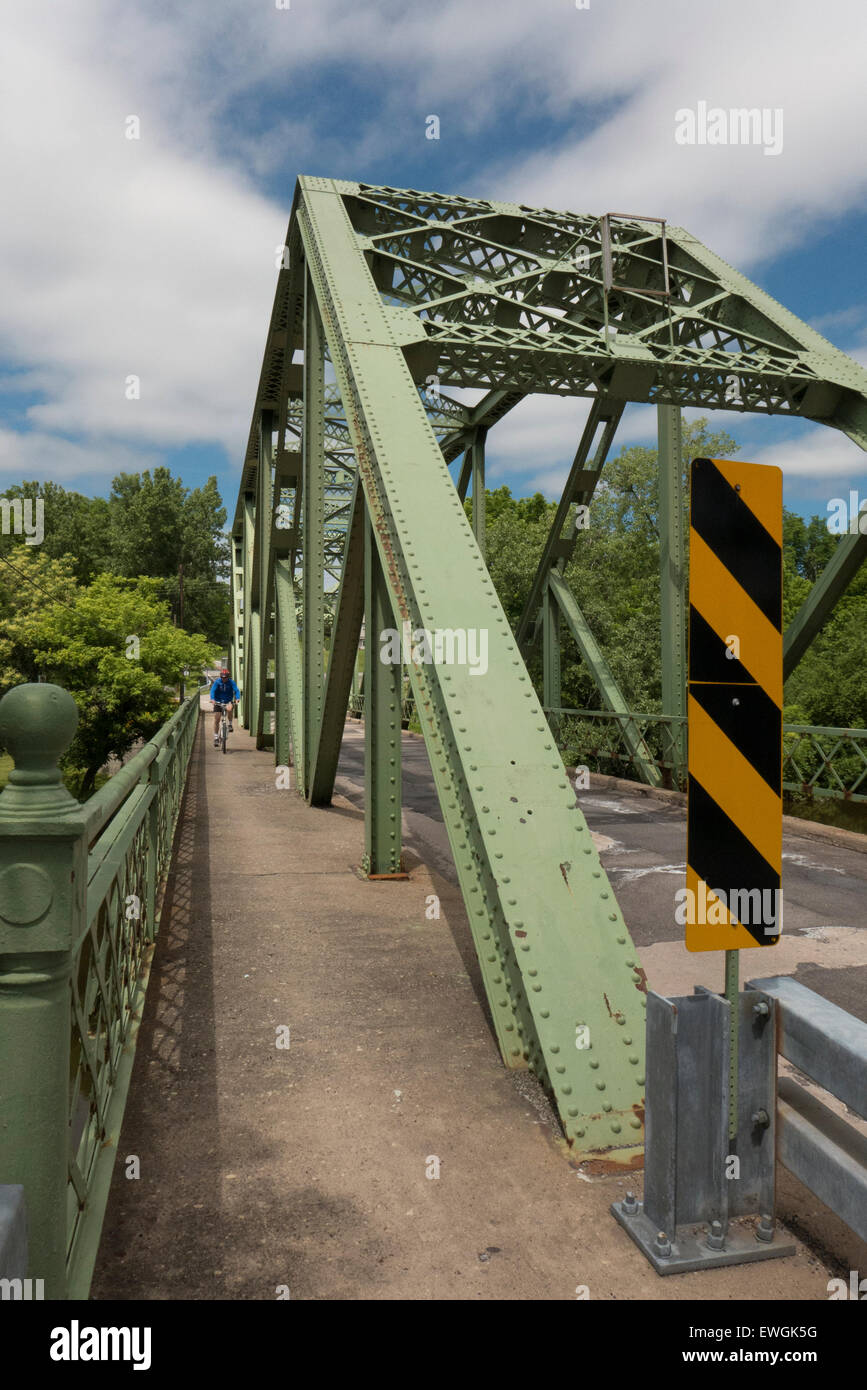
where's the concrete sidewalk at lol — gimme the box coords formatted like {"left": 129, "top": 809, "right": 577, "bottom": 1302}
{"left": 92, "top": 715, "right": 843, "bottom": 1301}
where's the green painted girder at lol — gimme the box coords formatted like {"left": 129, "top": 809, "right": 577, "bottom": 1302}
{"left": 309, "top": 481, "right": 365, "bottom": 805}
{"left": 362, "top": 510, "right": 403, "bottom": 875}
{"left": 349, "top": 184, "right": 867, "bottom": 424}
{"left": 784, "top": 529, "right": 867, "bottom": 678}
{"left": 456, "top": 446, "right": 472, "bottom": 502}
{"left": 439, "top": 389, "right": 525, "bottom": 466}
{"left": 239, "top": 494, "right": 255, "bottom": 728}
{"left": 296, "top": 176, "right": 646, "bottom": 1162}
{"left": 274, "top": 558, "right": 304, "bottom": 784}
{"left": 228, "top": 175, "right": 867, "bottom": 1167}
{"left": 254, "top": 408, "right": 276, "bottom": 749}
{"left": 548, "top": 569, "right": 662, "bottom": 789}
{"left": 471, "top": 428, "right": 487, "bottom": 558}
{"left": 542, "top": 581, "right": 561, "bottom": 711}
{"left": 301, "top": 273, "right": 327, "bottom": 796}
{"left": 515, "top": 396, "right": 625, "bottom": 651}
{"left": 658, "top": 405, "right": 687, "bottom": 769}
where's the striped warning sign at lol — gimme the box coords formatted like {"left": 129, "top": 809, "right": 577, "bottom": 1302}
{"left": 686, "top": 457, "right": 782, "bottom": 952}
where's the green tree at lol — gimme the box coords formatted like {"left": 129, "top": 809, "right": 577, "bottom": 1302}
{"left": 783, "top": 509, "right": 838, "bottom": 584}
{"left": 483, "top": 417, "right": 740, "bottom": 712}
{"left": 108, "top": 468, "right": 230, "bottom": 642}
{"left": 0, "top": 470, "right": 231, "bottom": 642}
{"left": 0, "top": 549, "right": 212, "bottom": 798}
{"left": 0, "top": 480, "right": 112, "bottom": 582}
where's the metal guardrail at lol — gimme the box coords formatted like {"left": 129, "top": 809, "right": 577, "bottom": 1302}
{"left": 546, "top": 708, "right": 687, "bottom": 789}
{"left": 347, "top": 700, "right": 867, "bottom": 804}
{"left": 781, "top": 724, "right": 867, "bottom": 804}
{"left": 747, "top": 976, "right": 867, "bottom": 1244}
{"left": 0, "top": 682, "right": 202, "bottom": 1299}
{"left": 348, "top": 692, "right": 417, "bottom": 726}
{"left": 544, "top": 708, "right": 867, "bottom": 803}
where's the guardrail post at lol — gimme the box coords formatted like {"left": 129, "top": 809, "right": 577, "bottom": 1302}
{"left": 0, "top": 683, "right": 87, "bottom": 1299}
{"left": 145, "top": 751, "right": 166, "bottom": 945}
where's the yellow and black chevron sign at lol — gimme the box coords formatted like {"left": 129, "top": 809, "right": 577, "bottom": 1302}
{"left": 686, "top": 457, "right": 782, "bottom": 952}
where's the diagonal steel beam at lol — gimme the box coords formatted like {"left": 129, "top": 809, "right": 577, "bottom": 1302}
{"left": 362, "top": 509, "right": 403, "bottom": 875}
{"left": 548, "top": 569, "right": 662, "bottom": 788}
{"left": 309, "top": 479, "right": 365, "bottom": 805}
{"left": 296, "top": 176, "right": 646, "bottom": 1164}
{"left": 302, "top": 270, "right": 326, "bottom": 797}
{"left": 240, "top": 494, "right": 255, "bottom": 729}
{"left": 542, "top": 580, "right": 561, "bottom": 710}
{"left": 515, "top": 397, "right": 625, "bottom": 650}
{"left": 471, "top": 427, "right": 487, "bottom": 558}
{"left": 255, "top": 408, "right": 276, "bottom": 749}
{"left": 784, "top": 530, "right": 867, "bottom": 678}
{"left": 274, "top": 557, "right": 304, "bottom": 784}
{"left": 456, "top": 447, "right": 472, "bottom": 502}
{"left": 439, "top": 388, "right": 525, "bottom": 465}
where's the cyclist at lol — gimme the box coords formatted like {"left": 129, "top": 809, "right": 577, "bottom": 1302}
{"left": 210, "top": 668, "right": 241, "bottom": 747}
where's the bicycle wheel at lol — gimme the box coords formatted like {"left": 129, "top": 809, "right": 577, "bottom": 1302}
{"left": 221, "top": 718, "right": 227, "bottom": 754}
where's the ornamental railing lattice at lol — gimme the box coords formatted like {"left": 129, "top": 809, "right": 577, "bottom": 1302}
{"left": 0, "top": 683, "right": 202, "bottom": 1299}
{"left": 543, "top": 708, "right": 867, "bottom": 803}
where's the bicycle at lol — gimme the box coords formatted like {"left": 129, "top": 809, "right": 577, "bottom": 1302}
{"left": 214, "top": 702, "right": 235, "bottom": 754}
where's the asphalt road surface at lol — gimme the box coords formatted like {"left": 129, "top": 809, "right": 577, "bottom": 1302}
{"left": 336, "top": 721, "right": 867, "bottom": 1024}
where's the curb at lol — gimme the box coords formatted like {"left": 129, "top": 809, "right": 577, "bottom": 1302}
{"left": 387, "top": 723, "right": 867, "bottom": 859}
{"left": 578, "top": 770, "right": 867, "bottom": 858}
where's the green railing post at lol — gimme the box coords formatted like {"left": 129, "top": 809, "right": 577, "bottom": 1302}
{"left": 0, "top": 683, "right": 86, "bottom": 1299}
{"left": 145, "top": 748, "right": 167, "bottom": 944}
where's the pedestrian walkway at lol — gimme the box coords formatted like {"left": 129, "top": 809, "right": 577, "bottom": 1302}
{"left": 91, "top": 716, "right": 845, "bottom": 1300}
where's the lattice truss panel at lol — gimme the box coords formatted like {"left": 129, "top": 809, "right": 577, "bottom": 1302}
{"left": 230, "top": 177, "right": 867, "bottom": 1166}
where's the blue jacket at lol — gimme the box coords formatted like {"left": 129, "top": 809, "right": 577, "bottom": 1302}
{"left": 210, "top": 677, "right": 240, "bottom": 704}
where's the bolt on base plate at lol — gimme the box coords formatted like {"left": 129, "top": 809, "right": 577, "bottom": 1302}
{"left": 611, "top": 1199, "right": 796, "bottom": 1275}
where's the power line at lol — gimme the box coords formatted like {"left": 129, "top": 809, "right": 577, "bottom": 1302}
{"left": 0, "top": 551, "right": 77, "bottom": 608}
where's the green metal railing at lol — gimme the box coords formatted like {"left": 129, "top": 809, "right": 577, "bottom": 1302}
{"left": 0, "top": 682, "right": 202, "bottom": 1298}
{"left": 348, "top": 689, "right": 417, "bottom": 726}
{"left": 545, "top": 709, "right": 688, "bottom": 790}
{"left": 545, "top": 708, "right": 867, "bottom": 803}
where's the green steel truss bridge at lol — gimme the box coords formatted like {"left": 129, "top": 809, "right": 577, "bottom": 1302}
{"left": 228, "top": 176, "right": 867, "bottom": 1171}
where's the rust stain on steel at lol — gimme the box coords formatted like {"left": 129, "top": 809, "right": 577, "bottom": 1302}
{"left": 632, "top": 966, "right": 649, "bottom": 994}
{"left": 559, "top": 861, "right": 571, "bottom": 891}
{"left": 571, "top": 1150, "right": 645, "bottom": 1176}
{"left": 602, "top": 992, "right": 625, "bottom": 1024}
{"left": 514, "top": 929, "right": 527, "bottom": 938}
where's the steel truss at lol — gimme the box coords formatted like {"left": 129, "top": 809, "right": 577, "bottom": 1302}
{"left": 230, "top": 177, "right": 867, "bottom": 1166}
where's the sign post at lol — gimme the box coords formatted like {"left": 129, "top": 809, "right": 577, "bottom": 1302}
{"left": 687, "top": 455, "right": 783, "bottom": 1138}
{"left": 611, "top": 457, "right": 793, "bottom": 1273}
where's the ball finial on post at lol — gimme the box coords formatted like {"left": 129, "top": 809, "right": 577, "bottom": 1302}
{"left": 0, "top": 683, "right": 79, "bottom": 817}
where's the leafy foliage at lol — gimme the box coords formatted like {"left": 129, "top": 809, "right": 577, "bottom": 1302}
{"left": 0, "top": 549, "right": 213, "bottom": 798}
{"left": 0, "top": 468, "right": 230, "bottom": 642}
{"left": 482, "top": 418, "right": 865, "bottom": 733}
{"left": 484, "top": 418, "right": 739, "bottom": 714}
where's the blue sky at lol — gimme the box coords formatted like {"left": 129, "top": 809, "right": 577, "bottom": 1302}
{"left": 0, "top": 0, "right": 865, "bottom": 525}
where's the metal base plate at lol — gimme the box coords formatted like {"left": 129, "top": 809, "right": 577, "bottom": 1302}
{"left": 611, "top": 1200, "right": 796, "bottom": 1275}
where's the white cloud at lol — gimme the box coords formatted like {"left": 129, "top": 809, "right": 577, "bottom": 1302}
{"left": 0, "top": 428, "right": 161, "bottom": 482}
{"left": 483, "top": 397, "right": 758, "bottom": 498}
{"left": 750, "top": 425, "right": 867, "bottom": 483}
{"left": 0, "top": 4, "right": 283, "bottom": 482}
{"left": 0, "top": 0, "right": 865, "bottom": 494}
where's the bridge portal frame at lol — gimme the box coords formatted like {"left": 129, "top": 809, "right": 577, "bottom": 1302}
{"left": 231, "top": 176, "right": 867, "bottom": 1166}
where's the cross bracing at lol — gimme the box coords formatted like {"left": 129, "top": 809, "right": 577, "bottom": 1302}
{"left": 230, "top": 176, "right": 867, "bottom": 1167}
